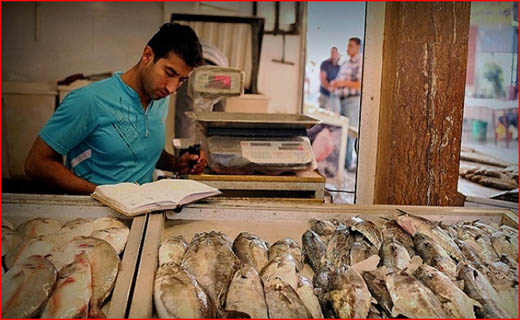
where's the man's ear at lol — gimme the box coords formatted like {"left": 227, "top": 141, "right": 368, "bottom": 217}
{"left": 142, "top": 46, "right": 155, "bottom": 64}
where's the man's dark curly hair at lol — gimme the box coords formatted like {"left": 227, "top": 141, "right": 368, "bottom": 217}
{"left": 147, "top": 23, "right": 203, "bottom": 68}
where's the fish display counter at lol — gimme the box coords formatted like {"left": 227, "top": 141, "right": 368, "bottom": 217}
{"left": 1, "top": 193, "right": 146, "bottom": 319}
{"left": 128, "top": 200, "right": 518, "bottom": 319}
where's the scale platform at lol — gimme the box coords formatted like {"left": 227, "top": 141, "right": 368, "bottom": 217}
{"left": 188, "top": 170, "right": 326, "bottom": 201}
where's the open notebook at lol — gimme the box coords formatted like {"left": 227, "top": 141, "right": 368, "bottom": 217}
{"left": 91, "top": 179, "right": 221, "bottom": 216}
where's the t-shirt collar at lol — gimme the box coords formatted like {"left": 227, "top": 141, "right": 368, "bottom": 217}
{"left": 114, "top": 72, "right": 151, "bottom": 112}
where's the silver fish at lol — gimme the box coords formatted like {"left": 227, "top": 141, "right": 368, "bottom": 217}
{"left": 385, "top": 270, "right": 448, "bottom": 318}
{"left": 264, "top": 276, "right": 312, "bottom": 318}
{"left": 158, "top": 235, "right": 187, "bottom": 266}
{"left": 380, "top": 240, "right": 411, "bottom": 270}
{"left": 1, "top": 255, "right": 57, "bottom": 318}
{"left": 154, "top": 262, "right": 218, "bottom": 318}
{"left": 459, "top": 264, "right": 512, "bottom": 318}
{"left": 225, "top": 263, "right": 268, "bottom": 319}
{"left": 457, "top": 225, "right": 499, "bottom": 265}
{"left": 312, "top": 263, "right": 335, "bottom": 318}
{"left": 455, "top": 239, "right": 484, "bottom": 266}
{"left": 363, "top": 270, "right": 393, "bottom": 316}
{"left": 415, "top": 264, "right": 481, "bottom": 318}
{"left": 323, "top": 228, "right": 354, "bottom": 268}
{"left": 328, "top": 265, "right": 372, "bottom": 318}
{"left": 296, "top": 276, "right": 323, "bottom": 319}
{"left": 476, "top": 262, "right": 519, "bottom": 318}
{"left": 260, "top": 254, "right": 299, "bottom": 290}
{"left": 2, "top": 226, "right": 22, "bottom": 257}
{"left": 92, "top": 216, "right": 128, "bottom": 230}
{"left": 232, "top": 232, "right": 269, "bottom": 273}
{"left": 395, "top": 211, "right": 464, "bottom": 261}
{"left": 382, "top": 219, "right": 416, "bottom": 256}
{"left": 41, "top": 252, "right": 92, "bottom": 318}
{"left": 268, "top": 238, "right": 303, "bottom": 271}
{"left": 414, "top": 233, "right": 458, "bottom": 281}
{"left": 85, "top": 237, "right": 120, "bottom": 318}
{"left": 309, "top": 218, "right": 337, "bottom": 242}
{"left": 91, "top": 227, "right": 130, "bottom": 255}
{"left": 15, "top": 218, "right": 62, "bottom": 239}
{"left": 5, "top": 237, "right": 55, "bottom": 270}
{"left": 182, "top": 231, "right": 239, "bottom": 308}
{"left": 491, "top": 231, "right": 519, "bottom": 261}
{"left": 346, "top": 216, "right": 383, "bottom": 249}
{"left": 301, "top": 229, "right": 326, "bottom": 272}
{"left": 350, "top": 238, "right": 378, "bottom": 265}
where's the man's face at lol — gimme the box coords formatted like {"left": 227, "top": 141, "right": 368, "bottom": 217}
{"left": 331, "top": 48, "right": 339, "bottom": 62}
{"left": 141, "top": 47, "right": 193, "bottom": 100}
{"left": 347, "top": 40, "right": 360, "bottom": 57}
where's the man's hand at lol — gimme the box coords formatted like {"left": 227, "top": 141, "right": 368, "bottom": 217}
{"left": 176, "top": 150, "right": 207, "bottom": 174}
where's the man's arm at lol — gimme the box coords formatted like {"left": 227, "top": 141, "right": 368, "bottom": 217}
{"left": 24, "top": 137, "right": 97, "bottom": 195}
{"left": 155, "top": 149, "right": 207, "bottom": 174}
{"left": 320, "top": 70, "right": 330, "bottom": 89}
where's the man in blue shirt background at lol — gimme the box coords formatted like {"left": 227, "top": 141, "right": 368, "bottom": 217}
{"left": 25, "top": 23, "right": 207, "bottom": 194}
{"left": 319, "top": 46, "right": 341, "bottom": 114}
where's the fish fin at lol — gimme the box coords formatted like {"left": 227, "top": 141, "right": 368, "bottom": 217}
{"left": 395, "top": 209, "right": 409, "bottom": 216}
{"left": 351, "top": 255, "right": 380, "bottom": 273}
{"left": 471, "top": 298, "right": 483, "bottom": 309}
{"left": 371, "top": 296, "right": 378, "bottom": 305}
{"left": 391, "top": 306, "right": 402, "bottom": 318}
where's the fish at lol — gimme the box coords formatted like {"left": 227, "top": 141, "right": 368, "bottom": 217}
{"left": 414, "top": 233, "right": 458, "bottom": 281}
{"left": 309, "top": 218, "right": 337, "bottom": 242}
{"left": 499, "top": 224, "right": 519, "bottom": 238}
{"left": 41, "top": 252, "right": 92, "bottom": 318}
{"left": 232, "top": 232, "right": 269, "bottom": 273}
{"left": 323, "top": 228, "right": 354, "bottom": 268}
{"left": 264, "top": 276, "right": 312, "bottom": 318}
{"left": 379, "top": 240, "right": 411, "bottom": 270}
{"left": 457, "top": 225, "right": 499, "bottom": 265}
{"left": 312, "top": 263, "right": 335, "bottom": 318}
{"left": 395, "top": 211, "right": 465, "bottom": 262}
{"left": 301, "top": 229, "right": 326, "bottom": 272}
{"left": 476, "top": 262, "right": 519, "bottom": 318}
{"left": 92, "top": 216, "right": 128, "bottom": 230}
{"left": 2, "top": 226, "right": 22, "bottom": 257}
{"left": 260, "top": 254, "right": 299, "bottom": 290}
{"left": 158, "top": 235, "right": 187, "bottom": 266}
{"left": 350, "top": 238, "right": 378, "bottom": 265}
{"left": 86, "top": 237, "right": 121, "bottom": 318}
{"left": 154, "top": 262, "right": 218, "bottom": 318}
{"left": 61, "top": 218, "right": 94, "bottom": 238}
{"left": 415, "top": 264, "right": 481, "bottom": 318}
{"left": 455, "top": 239, "right": 484, "bottom": 266}
{"left": 1, "top": 255, "right": 57, "bottom": 318}
{"left": 16, "top": 218, "right": 62, "bottom": 239}
{"left": 385, "top": 270, "right": 448, "bottom": 318}
{"left": 268, "top": 238, "right": 303, "bottom": 271}
{"left": 91, "top": 227, "right": 130, "bottom": 255}
{"left": 473, "top": 220, "right": 499, "bottom": 235}
{"left": 328, "top": 264, "right": 372, "bottom": 318}
{"left": 363, "top": 270, "right": 393, "bottom": 316}
{"left": 295, "top": 276, "right": 323, "bottom": 319}
{"left": 5, "top": 237, "right": 55, "bottom": 270}
{"left": 225, "top": 263, "right": 268, "bottom": 319}
{"left": 458, "top": 264, "right": 512, "bottom": 318}
{"left": 491, "top": 231, "right": 519, "bottom": 262}
{"left": 182, "top": 231, "right": 239, "bottom": 308}
{"left": 346, "top": 216, "right": 383, "bottom": 249}
{"left": 381, "top": 219, "right": 416, "bottom": 256}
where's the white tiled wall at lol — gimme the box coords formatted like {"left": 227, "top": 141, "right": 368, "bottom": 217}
{"left": 2, "top": 1, "right": 304, "bottom": 113}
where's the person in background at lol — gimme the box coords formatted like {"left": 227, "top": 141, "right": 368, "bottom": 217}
{"left": 319, "top": 46, "right": 341, "bottom": 113}
{"left": 25, "top": 23, "right": 207, "bottom": 195}
{"left": 331, "top": 37, "right": 362, "bottom": 172}
{"left": 174, "top": 41, "right": 229, "bottom": 139}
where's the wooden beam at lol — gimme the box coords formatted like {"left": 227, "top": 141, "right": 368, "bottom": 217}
{"left": 374, "top": 2, "right": 471, "bottom": 206}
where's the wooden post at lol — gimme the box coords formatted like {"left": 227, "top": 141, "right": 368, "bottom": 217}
{"left": 373, "top": 2, "right": 471, "bottom": 205}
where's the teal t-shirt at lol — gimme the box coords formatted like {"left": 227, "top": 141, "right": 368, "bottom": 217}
{"left": 39, "top": 72, "right": 168, "bottom": 185}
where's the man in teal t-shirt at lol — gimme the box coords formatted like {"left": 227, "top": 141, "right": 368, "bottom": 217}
{"left": 25, "top": 23, "right": 207, "bottom": 194}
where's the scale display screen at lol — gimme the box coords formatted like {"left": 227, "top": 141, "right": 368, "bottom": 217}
{"left": 207, "top": 75, "right": 232, "bottom": 90}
